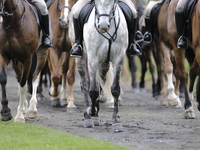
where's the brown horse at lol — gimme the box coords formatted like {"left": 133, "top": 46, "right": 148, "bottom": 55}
{"left": 0, "top": 0, "right": 50, "bottom": 122}
{"left": 168, "top": 0, "right": 200, "bottom": 118}
{"left": 47, "top": 0, "right": 77, "bottom": 111}
{"left": 147, "top": 0, "right": 182, "bottom": 107}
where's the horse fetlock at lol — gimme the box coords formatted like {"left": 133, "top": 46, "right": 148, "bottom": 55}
{"left": 67, "top": 101, "right": 76, "bottom": 108}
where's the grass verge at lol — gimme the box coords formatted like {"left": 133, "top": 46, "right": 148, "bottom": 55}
{"left": 0, "top": 120, "right": 129, "bottom": 150}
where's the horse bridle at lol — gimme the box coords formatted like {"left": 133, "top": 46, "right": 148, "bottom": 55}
{"left": 0, "top": 0, "right": 25, "bottom": 30}
{"left": 94, "top": 0, "right": 120, "bottom": 63}
{"left": 95, "top": 1, "right": 116, "bottom": 23}
{"left": 56, "top": 0, "right": 78, "bottom": 28}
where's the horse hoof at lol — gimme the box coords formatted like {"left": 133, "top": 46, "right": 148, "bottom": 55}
{"left": 28, "top": 110, "right": 37, "bottom": 119}
{"left": 14, "top": 117, "right": 25, "bottom": 123}
{"left": 111, "top": 123, "right": 123, "bottom": 133}
{"left": 107, "top": 102, "right": 114, "bottom": 109}
{"left": 84, "top": 119, "right": 94, "bottom": 128}
{"left": 132, "top": 88, "right": 140, "bottom": 94}
{"left": 67, "top": 107, "right": 77, "bottom": 113}
{"left": 1, "top": 112, "right": 13, "bottom": 121}
{"left": 93, "top": 117, "right": 100, "bottom": 126}
{"left": 155, "top": 95, "right": 161, "bottom": 100}
{"left": 61, "top": 99, "right": 68, "bottom": 106}
{"left": 51, "top": 99, "right": 66, "bottom": 108}
{"left": 168, "top": 99, "right": 178, "bottom": 107}
{"left": 160, "top": 100, "right": 168, "bottom": 106}
{"left": 184, "top": 107, "right": 196, "bottom": 119}
{"left": 140, "top": 88, "right": 146, "bottom": 93}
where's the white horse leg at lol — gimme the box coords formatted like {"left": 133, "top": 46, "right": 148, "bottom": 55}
{"left": 27, "top": 74, "right": 40, "bottom": 119}
{"left": 166, "top": 73, "right": 181, "bottom": 107}
{"left": 14, "top": 84, "right": 28, "bottom": 122}
{"left": 60, "top": 73, "right": 67, "bottom": 105}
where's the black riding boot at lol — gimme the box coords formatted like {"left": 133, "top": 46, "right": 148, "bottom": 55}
{"left": 41, "top": 14, "right": 53, "bottom": 48}
{"left": 143, "top": 18, "right": 152, "bottom": 44}
{"left": 70, "top": 17, "right": 83, "bottom": 58}
{"left": 128, "top": 17, "right": 142, "bottom": 56}
{"left": 175, "top": 10, "right": 188, "bottom": 49}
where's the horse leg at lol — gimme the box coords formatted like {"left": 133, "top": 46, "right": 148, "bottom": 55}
{"left": 28, "top": 47, "right": 49, "bottom": 118}
{"left": 0, "top": 56, "right": 12, "bottom": 121}
{"left": 126, "top": 54, "right": 139, "bottom": 93}
{"left": 104, "top": 63, "right": 114, "bottom": 109}
{"left": 153, "top": 43, "right": 167, "bottom": 105}
{"left": 139, "top": 53, "right": 147, "bottom": 93}
{"left": 188, "top": 59, "right": 199, "bottom": 102}
{"left": 160, "top": 42, "right": 180, "bottom": 107}
{"left": 147, "top": 50, "right": 157, "bottom": 97}
{"left": 76, "top": 54, "right": 92, "bottom": 127}
{"left": 66, "top": 56, "right": 76, "bottom": 110}
{"left": 12, "top": 58, "right": 32, "bottom": 122}
{"left": 88, "top": 58, "right": 100, "bottom": 126}
{"left": 48, "top": 48, "right": 60, "bottom": 97}
{"left": 111, "top": 58, "right": 124, "bottom": 133}
{"left": 48, "top": 47, "right": 62, "bottom": 107}
{"left": 173, "top": 45, "right": 195, "bottom": 118}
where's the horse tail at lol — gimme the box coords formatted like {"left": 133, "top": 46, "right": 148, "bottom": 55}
{"left": 97, "top": 62, "right": 114, "bottom": 104}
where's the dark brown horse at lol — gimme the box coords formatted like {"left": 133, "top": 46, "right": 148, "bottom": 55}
{"left": 168, "top": 0, "right": 200, "bottom": 118}
{"left": 147, "top": 0, "right": 182, "bottom": 107}
{"left": 0, "top": 0, "right": 50, "bottom": 122}
{"left": 47, "top": 0, "right": 77, "bottom": 111}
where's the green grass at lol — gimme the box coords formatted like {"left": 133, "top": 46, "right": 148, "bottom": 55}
{"left": 0, "top": 120, "right": 129, "bottom": 150}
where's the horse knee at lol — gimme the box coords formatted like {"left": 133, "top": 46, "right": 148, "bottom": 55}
{"left": 0, "top": 67, "right": 7, "bottom": 85}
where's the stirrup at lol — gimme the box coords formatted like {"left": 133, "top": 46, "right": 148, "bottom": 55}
{"left": 143, "top": 32, "right": 152, "bottom": 44}
{"left": 70, "top": 43, "right": 83, "bottom": 58}
{"left": 177, "top": 36, "right": 188, "bottom": 49}
{"left": 135, "top": 31, "right": 144, "bottom": 43}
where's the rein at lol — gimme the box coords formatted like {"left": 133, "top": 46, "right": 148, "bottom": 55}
{"left": 94, "top": 3, "right": 120, "bottom": 63}
{"left": 1, "top": 0, "right": 25, "bottom": 65}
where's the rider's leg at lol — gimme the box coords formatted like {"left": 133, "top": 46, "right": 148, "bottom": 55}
{"left": 175, "top": 0, "right": 188, "bottom": 49}
{"left": 119, "top": 0, "right": 142, "bottom": 56}
{"left": 32, "top": 0, "right": 52, "bottom": 48}
{"left": 70, "top": 0, "right": 91, "bottom": 57}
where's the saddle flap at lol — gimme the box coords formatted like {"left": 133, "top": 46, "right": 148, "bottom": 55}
{"left": 44, "top": 0, "right": 55, "bottom": 9}
{"left": 79, "top": 1, "right": 95, "bottom": 29}
{"left": 150, "top": 0, "right": 165, "bottom": 38}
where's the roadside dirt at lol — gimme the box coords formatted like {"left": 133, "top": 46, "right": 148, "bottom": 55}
{"left": 4, "top": 67, "right": 200, "bottom": 150}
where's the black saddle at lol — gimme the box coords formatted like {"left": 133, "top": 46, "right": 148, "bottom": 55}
{"left": 183, "top": 0, "right": 198, "bottom": 41}
{"left": 149, "top": 0, "right": 165, "bottom": 38}
{"left": 44, "top": 0, "right": 55, "bottom": 9}
{"left": 78, "top": 1, "right": 95, "bottom": 29}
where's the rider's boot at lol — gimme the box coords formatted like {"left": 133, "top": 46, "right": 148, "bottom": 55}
{"left": 70, "top": 17, "right": 83, "bottom": 58}
{"left": 143, "top": 18, "right": 152, "bottom": 43}
{"left": 41, "top": 14, "right": 53, "bottom": 48}
{"left": 128, "top": 17, "right": 142, "bottom": 56}
{"left": 175, "top": 10, "right": 188, "bottom": 49}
